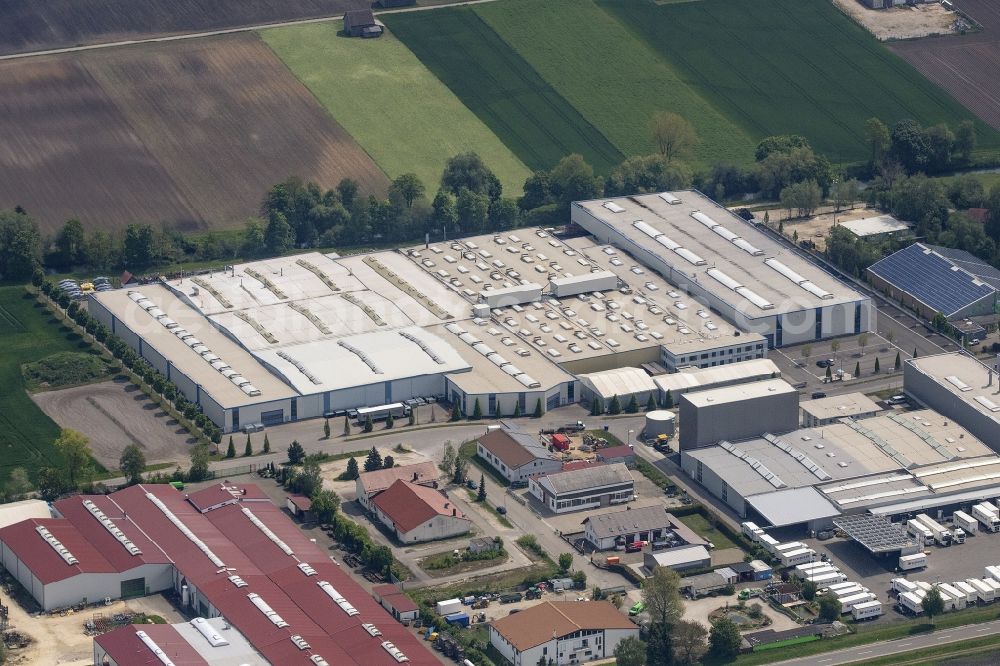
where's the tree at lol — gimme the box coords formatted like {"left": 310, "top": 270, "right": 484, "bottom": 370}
{"left": 673, "top": 619, "right": 708, "bottom": 665}
{"left": 609, "top": 395, "right": 623, "bottom": 415}
{"left": 477, "top": 474, "right": 486, "bottom": 502}
{"left": 408, "top": 410, "right": 416, "bottom": 426}
{"left": 864, "top": 117, "right": 891, "bottom": 165}
{"left": 549, "top": 154, "right": 603, "bottom": 209}
{"left": 825, "top": 366, "right": 832, "bottom": 381}
{"left": 287, "top": 440, "right": 306, "bottom": 465}
{"left": 310, "top": 489, "right": 341, "bottom": 525}
{"left": 800, "top": 345, "right": 812, "bottom": 365}
{"left": 607, "top": 154, "right": 692, "bottom": 196}
{"left": 801, "top": 579, "right": 817, "bottom": 601}
{"left": 830, "top": 179, "right": 860, "bottom": 211}
{"left": 854, "top": 361, "right": 860, "bottom": 378}
{"left": 244, "top": 437, "right": 253, "bottom": 457}
{"left": 241, "top": 219, "right": 267, "bottom": 257}
{"left": 122, "top": 223, "right": 155, "bottom": 269}
{"left": 383, "top": 455, "right": 395, "bottom": 469}
{"left": 119, "top": 444, "right": 146, "bottom": 485}
{"left": 432, "top": 190, "right": 458, "bottom": 234}
{"left": 874, "top": 357, "right": 881, "bottom": 374}
{"left": 263, "top": 434, "right": 271, "bottom": 454}
{"left": 440, "top": 442, "right": 457, "bottom": 478}
{"left": 472, "top": 397, "right": 483, "bottom": 420}
{"left": 453, "top": 456, "right": 468, "bottom": 485}
{"left": 626, "top": 394, "right": 640, "bottom": 414}
{"left": 388, "top": 173, "right": 425, "bottom": 209}
{"left": 708, "top": 617, "right": 741, "bottom": 660}
{"left": 613, "top": 635, "right": 647, "bottom": 666}
{"left": 324, "top": 419, "right": 331, "bottom": 440}
{"left": 188, "top": 442, "right": 210, "bottom": 482}
{"left": 858, "top": 332, "right": 869, "bottom": 355}
{"left": 914, "top": 346, "right": 919, "bottom": 359}
{"left": 441, "top": 153, "right": 501, "bottom": 200}
{"left": 226, "top": 437, "right": 236, "bottom": 458}
{"left": 264, "top": 211, "right": 294, "bottom": 254}
{"left": 364, "top": 447, "right": 383, "bottom": 473}
{"left": 646, "top": 393, "right": 658, "bottom": 411}
{"left": 343, "top": 417, "right": 351, "bottom": 436}
{"left": 646, "top": 621, "right": 674, "bottom": 666}
{"left": 650, "top": 111, "right": 698, "bottom": 163}
{"left": 831, "top": 339, "right": 841, "bottom": 356}
{"left": 591, "top": 396, "right": 603, "bottom": 416}
{"left": 0, "top": 210, "right": 42, "bottom": 280}
{"left": 55, "top": 218, "right": 86, "bottom": 266}
{"left": 54, "top": 429, "right": 94, "bottom": 488}
{"left": 558, "top": 552, "right": 573, "bottom": 573}
{"left": 337, "top": 178, "right": 359, "bottom": 209}
{"left": 363, "top": 414, "right": 374, "bottom": 433}
{"left": 643, "top": 567, "right": 684, "bottom": 627}
{"left": 450, "top": 401, "right": 463, "bottom": 422}
{"left": 368, "top": 544, "right": 394, "bottom": 576}
{"left": 513, "top": 402, "right": 522, "bottom": 418}
{"left": 955, "top": 120, "right": 976, "bottom": 163}
{"left": 895, "top": 351, "right": 902, "bottom": 371}
{"left": 455, "top": 188, "right": 490, "bottom": 234}
{"left": 885, "top": 329, "right": 896, "bottom": 346}
{"left": 344, "top": 457, "right": 360, "bottom": 481}
{"left": 779, "top": 180, "right": 822, "bottom": 218}
{"left": 818, "top": 594, "right": 842, "bottom": 622}
{"left": 663, "top": 389, "right": 673, "bottom": 409}
{"left": 533, "top": 398, "right": 543, "bottom": 418}
{"left": 295, "top": 455, "right": 324, "bottom": 497}
{"left": 891, "top": 119, "right": 931, "bottom": 173}
{"left": 922, "top": 587, "right": 945, "bottom": 623}
{"left": 37, "top": 467, "right": 69, "bottom": 502}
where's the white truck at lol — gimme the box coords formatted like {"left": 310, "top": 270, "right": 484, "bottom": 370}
{"left": 741, "top": 522, "right": 765, "bottom": 542}
{"left": 973, "top": 504, "right": 1000, "bottom": 532}
{"left": 906, "top": 518, "right": 933, "bottom": 544}
{"left": 806, "top": 571, "right": 847, "bottom": 585}
{"left": 967, "top": 578, "right": 995, "bottom": 603}
{"left": 892, "top": 578, "right": 919, "bottom": 594}
{"left": 779, "top": 548, "right": 816, "bottom": 568}
{"left": 796, "top": 561, "right": 833, "bottom": 574}
{"left": 937, "top": 583, "right": 966, "bottom": 610}
{"left": 899, "top": 553, "right": 927, "bottom": 571}
{"left": 852, "top": 600, "right": 883, "bottom": 621}
{"left": 915, "top": 513, "right": 952, "bottom": 546}
{"left": 758, "top": 533, "right": 780, "bottom": 553}
{"left": 837, "top": 592, "right": 877, "bottom": 613}
{"left": 953, "top": 510, "right": 978, "bottom": 536}
{"left": 984, "top": 565, "right": 1000, "bottom": 583}
{"left": 773, "top": 542, "right": 806, "bottom": 555}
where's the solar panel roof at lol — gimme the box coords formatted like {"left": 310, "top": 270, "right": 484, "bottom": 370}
{"left": 868, "top": 243, "right": 995, "bottom": 317}
{"left": 832, "top": 514, "right": 916, "bottom": 554}
{"left": 924, "top": 244, "right": 1000, "bottom": 289}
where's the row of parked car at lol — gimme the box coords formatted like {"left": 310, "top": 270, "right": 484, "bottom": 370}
{"left": 58, "top": 277, "right": 112, "bottom": 299}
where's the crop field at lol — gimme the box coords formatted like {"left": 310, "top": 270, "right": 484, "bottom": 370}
{"left": 0, "top": 34, "right": 387, "bottom": 234}
{"left": 262, "top": 23, "right": 532, "bottom": 195}
{"left": 0, "top": 287, "right": 91, "bottom": 486}
{"left": 599, "top": 0, "right": 1000, "bottom": 164}
{"left": 0, "top": 0, "right": 372, "bottom": 55}
{"left": 890, "top": 0, "right": 1000, "bottom": 132}
{"left": 382, "top": 8, "right": 624, "bottom": 173}
{"left": 474, "top": 0, "right": 756, "bottom": 167}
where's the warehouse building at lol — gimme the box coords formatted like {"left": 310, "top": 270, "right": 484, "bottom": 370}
{"left": 94, "top": 617, "right": 262, "bottom": 666}
{"left": 800, "top": 392, "right": 882, "bottom": 427}
{"left": 653, "top": 358, "right": 780, "bottom": 400}
{"left": 578, "top": 366, "right": 658, "bottom": 412}
{"left": 645, "top": 547, "right": 713, "bottom": 574}
{"left": 489, "top": 601, "right": 638, "bottom": 666}
{"left": 571, "top": 191, "right": 873, "bottom": 348}
{"left": 868, "top": 243, "right": 998, "bottom": 321}
{"left": 678, "top": 379, "right": 800, "bottom": 450}
{"left": 839, "top": 215, "right": 911, "bottom": 240}
{"left": 0, "top": 483, "right": 437, "bottom": 665}
{"left": 905, "top": 353, "right": 1000, "bottom": 448}
{"left": 583, "top": 505, "right": 707, "bottom": 550}
{"left": 477, "top": 428, "right": 562, "bottom": 483}
{"left": 371, "top": 480, "right": 471, "bottom": 543}
{"left": 529, "top": 463, "right": 634, "bottom": 514}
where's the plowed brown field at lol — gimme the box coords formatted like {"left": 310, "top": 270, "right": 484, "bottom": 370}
{"left": 0, "top": 34, "right": 387, "bottom": 234}
{"left": 891, "top": 0, "right": 1000, "bottom": 131}
{"left": 0, "top": 0, "right": 371, "bottom": 55}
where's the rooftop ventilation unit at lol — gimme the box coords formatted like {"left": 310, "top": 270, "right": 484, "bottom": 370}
{"left": 82, "top": 500, "right": 142, "bottom": 555}
{"left": 718, "top": 441, "right": 785, "bottom": 488}
{"left": 291, "top": 635, "right": 311, "bottom": 650}
{"left": 734, "top": 286, "right": 774, "bottom": 310}
{"left": 276, "top": 350, "right": 321, "bottom": 385}
{"left": 382, "top": 641, "right": 410, "bottom": 663}
{"left": 765, "top": 258, "right": 832, "bottom": 299}
{"left": 602, "top": 202, "right": 625, "bottom": 213}
{"left": 976, "top": 395, "right": 1000, "bottom": 413}
{"left": 337, "top": 340, "right": 382, "bottom": 374}
{"left": 658, "top": 192, "right": 681, "bottom": 205}
{"left": 242, "top": 508, "right": 294, "bottom": 556}
{"left": 136, "top": 630, "right": 176, "bottom": 666}
{"left": 298, "top": 562, "right": 318, "bottom": 577}
{"left": 247, "top": 593, "right": 290, "bottom": 628}
{"left": 945, "top": 375, "right": 972, "bottom": 392}
{"left": 189, "top": 618, "right": 229, "bottom": 647}
{"left": 363, "top": 623, "right": 383, "bottom": 637}
{"left": 310, "top": 657, "right": 331, "bottom": 666}
{"left": 145, "top": 493, "right": 225, "bottom": 568}
{"left": 887, "top": 413, "right": 954, "bottom": 459}
{"left": 840, "top": 419, "right": 913, "bottom": 468}
{"left": 762, "top": 434, "right": 831, "bottom": 480}
{"left": 706, "top": 268, "right": 742, "bottom": 292}
{"left": 228, "top": 575, "right": 248, "bottom": 588}
{"left": 36, "top": 525, "right": 79, "bottom": 565}
{"left": 674, "top": 247, "right": 707, "bottom": 266}
{"left": 318, "top": 581, "right": 360, "bottom": 616}
{"left": 398, "top": 330, "right": 446, "bottom": 365}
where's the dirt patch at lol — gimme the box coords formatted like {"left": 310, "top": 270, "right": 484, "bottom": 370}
{"left": 32, "top": 379, "right": 195, "bottom": 469}
{"left": 3, "top": 595, "right": 183, "bottom": 666}
{"left": 0, "top": 33, "right": 388, "bottom": 234}
{"left": 773, "top": 204, "right": 881, "bottom": 251}
{"left": 834, "top": 0, "right": 962, "bottom": 41}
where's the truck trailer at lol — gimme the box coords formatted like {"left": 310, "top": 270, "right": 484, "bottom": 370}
{"left": 779, "top": 548, "right": 816, "bottom": 568}
{"left": 984, "top": 565, "right": 1000, "bottom": 583}
{"left": 972, "top": 504, "right": 1000, "bottom": 532}
{"left": 906, "top": 518, "right": 933, "bottom": 544}
{"left": 967, "top": 578, "right": 995, "bottom": 603}
{"left": 795, "top": 561, "right": 834, "bottom": 574}
{"left": 916, "top": 513, "right": 953, "bottom": 546}
{"left": 758, "top": 534, "right": 780, "bottom": 553}
{"left": 937, "top": 583, "right": 966, "bottom": 610}
{"left": 838, "top": 592, "right": 877, "bottom": 613}
{"left": 953, "top": 580, "right": 976, "bottom": 604}
{"left": 899, "top": 591, "right": 925, "bottom": 614}
{"left": 806, "top": 571, "right": 848, "bottom": 585}
{"left": 953, "top": 510, "right": 978, "bottom": 536}
{"left": 852, "top": 600, "right": 883, "bottom": 621}
{"left": 832, "top": 584, "right": 868, "bottom": 599}
{"left": 899, "top": 553, "right": 927, "bottom": 571}
{"left": 741, "top": 522, "right": 765, "bottom": 542}
{"left": 892, "top": 578, "right": 919, "bottom": 594}
{"left": 773, "top": 542, "right": 806, "bottom": 554}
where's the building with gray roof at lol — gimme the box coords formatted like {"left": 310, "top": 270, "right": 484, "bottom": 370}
{"left": 679, "top": 379, "right": 799, "bottom": 450}
{"left": 529, "top": 463, "right": 634, "bottom": 514}
{"left": 905, "top": 353, "right": 1000, "bottom": 448}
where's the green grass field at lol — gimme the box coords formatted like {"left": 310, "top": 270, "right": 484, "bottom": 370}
{"left": 599, "top": 0, "right": 1000, "bottom": 165}
{"left": 22, "top": 350, "right": 115, "bottom": 392}
{"left": 474, "top": 0, "right": 755, "bottom": 167}
{"left": 0, "top": 287, "right": 88, "bottom": 484}
{"left": 382, "top": 8, "right": 624, "bottom": 173}
{"left": 260, "top": 24, "right": 531, "bottom": 195}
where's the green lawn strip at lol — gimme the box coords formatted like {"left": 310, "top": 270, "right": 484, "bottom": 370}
{"left": 725, "top": 606, "right": 1000, "bottom": 666}
{"left": 675, "top": 512, "right": 737, "bottom": 550}
{"left": 598, "top": 0, "right": 1000, "bottom": 165}
{"left": 260, "top": 24, "right": 531, "bottom": 195}
{"left": 464, "top": 488, "right": 513, "bottom": 529}
{"left": 22, "top": 350, "right": 116, "bottom": 392}
{"left": 634, "top": 457, "right": 671, "bottom": 489}
{"left": 474, "top": 0, "right": 755, "bottom": 167}
{"left": 382, "top": 8, "right": 623, "bottom": 173}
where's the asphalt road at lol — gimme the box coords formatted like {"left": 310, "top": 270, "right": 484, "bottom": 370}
{"left": 775, "top": 619, "right": 1000, "bottom": 666}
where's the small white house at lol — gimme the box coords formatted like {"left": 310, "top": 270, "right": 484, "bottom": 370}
{"left": 371, "top": 479, "right": 471, "bottom": 543}
{"left": 477, "top": 429, "right": 561, "bottom": 483}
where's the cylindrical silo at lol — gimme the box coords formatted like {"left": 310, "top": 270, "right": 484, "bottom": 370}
{"left": 645, "top": 410, "right": 676, "bottom": 438}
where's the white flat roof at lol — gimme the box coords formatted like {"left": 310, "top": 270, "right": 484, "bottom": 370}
{"left": 840, "top": 215, "right": 910, "bottom": 238}
{"left": 746, "top": 487, "right": 841, "bottom": 527}
{"left": 681, "top": 379, "right": 796, "bottom": 408}
{"left": 800, "top": 392, "right": 882, "bottom": 421}
{"left": 574, "top": 191, "right": 868, "bottom": 316}
{"left": 578, "top": 367, "right": 657, "bottom": 400}
{"left": 654, "top": 358, "right": 780, "bottom": 393}
{"left": 908, "top": 353, "right": 1000, "bottom": 426}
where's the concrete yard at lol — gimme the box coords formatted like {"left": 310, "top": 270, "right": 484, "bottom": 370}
{"left": 834, "top": 0, "right": 961, "bottom": 40}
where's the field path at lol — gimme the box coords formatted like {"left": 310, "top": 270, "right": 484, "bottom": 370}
{"left": 0, "top": 0, "right": 501, "bottom": 62}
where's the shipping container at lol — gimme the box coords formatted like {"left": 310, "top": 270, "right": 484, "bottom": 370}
{"left": 899, "top": 553, "right": 927, "bottom": 571}
{"left": 436, "top": 599, "right": 463, "bottom": 616}
{"left": 549, "top": 271, "right": 618, "bottom": 298}
{"left": 445, "top": 612, "right": 470, "bottom": 628}
{"left": 779, "top": 548, "right": 816, "bottom": 568}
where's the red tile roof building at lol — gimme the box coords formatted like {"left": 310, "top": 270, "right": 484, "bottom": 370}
{"left": 371, "top": 479, "right": 472, "bottom": 543}
{"left": 0, "top": 482, "right": 437, "bottom": 666}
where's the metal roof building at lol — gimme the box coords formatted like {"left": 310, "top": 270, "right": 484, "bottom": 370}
{"left": 653, "top": 358, "right": 780, "bottom": 397}
{"left": 529, "top": 463, "right": 635, "bottom": 514}
{"left": 571, "top": 191, "right": 873, "bottom": 348}
{"left": 839, "top": 215, "right": 911, "bottom": 239}
{"left": 800, "top": 392, "right": 882, "bottom": 427}
{"left": 905, "top": 352, "right": 1000, "bottom": 448}
{"left": 578, "top": 366, "right": 658, "bottom": 411}
{"left": 868, "top": 243, "right": 997, "bottom": 320}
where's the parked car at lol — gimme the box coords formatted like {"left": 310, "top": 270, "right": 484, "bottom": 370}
{"left": 625, "top": 541, "right": 644, "bottom": 553}
{"left": 811, "top": 392, "right": 827, "bottom": 399}
{"left": 496, "top": 506, "right": 507, "bottom": 515}
{"left": 628, "top": 601, "right": 646, "bottom": 616}
{"left": 886, "top": 395, "right": 908, "bottom": 405}
{"left": 467, "top": 479, "right": 478, "bottom": 490}
{"left": 816, "top": 359, "right": 834, "bottom": 368}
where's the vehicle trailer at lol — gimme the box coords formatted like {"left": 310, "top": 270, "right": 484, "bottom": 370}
{"left": 953, "top": 510, "right": 978, "bottom": 536}
{"left": 915, "top": 513, "right": 952, "bottom": 546}
{"left": 899, "top": 553, "right": 927, "bottom": 571}
{"left": 972, "top": 504, "right": 1000, "bottom": 532}
{"left": 852, "top": 600, "right": 883, "bottom": 621}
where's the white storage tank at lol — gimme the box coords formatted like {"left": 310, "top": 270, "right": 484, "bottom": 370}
{"left": 645, "top": 410, "right": 676, "bottom": 438}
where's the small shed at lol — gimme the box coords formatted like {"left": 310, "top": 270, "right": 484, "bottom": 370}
{"left": 550, "top": 433, "right": 571, "bottom": 451}
{"left": 470, "top": 537, "right": 500, "bottom": 554}
{"left": 343, "top": 9, "right": 383, "bottom": 38}
{"left": 597, "top": 445, "right": 635, "bottom": 467}
{"left": 286, "top": 495, "right": 313, "bottom": 521}
{"left": 680, "top": 572, "right": 728, "bottom": 598}
{"left": 716, "top": 567, "right": 739, "bottom": 585}
{"left": 727, "top": 561, "right": 755, "bottom": 582}
{"left": 750, "top": 559, "right": 773, "bottom": 581}
{"left": 770, "top": 583, "right": 799, "bottom": 604}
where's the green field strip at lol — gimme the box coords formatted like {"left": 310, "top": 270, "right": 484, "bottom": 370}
{"left": 383, "top": 8, "right": 624, "bottom": 174}
{"left": 474, "top": 0, "right": 755, "bottom": 167}
{"left": 260, "top": 23, "right": 531, "bottom": 196}
{"left": 598, "top": 0, "right": 1000, "bottom": 164}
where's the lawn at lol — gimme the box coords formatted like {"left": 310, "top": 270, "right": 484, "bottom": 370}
{"left": 382, "top": 8, "right": 624, "bottom": 174}
{"left": 261, "top": 23, "right": 531, "bottom": 196}
{"left": 22, "top": 350, "right": 116, "bottom": 392}
{"left": 474, "top": 0, "right": 756, "bottom": 167}
{"left": 677, "top": 512, "right": 738, "bottom": 550}
{"left": 599, "top": 0, "right": 1000, "bottom": 165}
{"left": 0, "top": 287, "right": 94, "bottom": 485}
